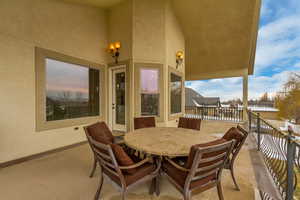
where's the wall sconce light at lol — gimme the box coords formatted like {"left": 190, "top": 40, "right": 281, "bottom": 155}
{"left": 107, "top": 41, "right": 121, "bottom": 64}
{"left": 176, "top": 51, "right": 184, "bottom": 69}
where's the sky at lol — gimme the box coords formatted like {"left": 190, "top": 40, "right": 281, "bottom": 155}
{"left": 46, "top": 58, "right": 89, "bottom": 99}
{"left": 186, "top": 0, "right": 300, "bottom": 102}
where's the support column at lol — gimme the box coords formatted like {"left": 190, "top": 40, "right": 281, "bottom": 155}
{"left": 243, "top": 73, "right": 248, "bottom": 120}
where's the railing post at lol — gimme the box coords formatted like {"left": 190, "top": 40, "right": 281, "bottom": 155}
{"left": 248, "top": 110, "right": 251, "bottom": 132}
{"left": 286, "top": 128, "right": 296, "bottom": 200}
{"left": 257, "top": 113, "right": 261, "bottom": 151}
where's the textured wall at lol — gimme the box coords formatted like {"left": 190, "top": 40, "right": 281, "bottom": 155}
{"left": 132, "top": 0, "right": 166, "bottom": 63}
{"left": 108, "top": 0, "right": 133, "bottom": 62}
{"left": 0, "top": 0, "right": 108, "bottom": 163}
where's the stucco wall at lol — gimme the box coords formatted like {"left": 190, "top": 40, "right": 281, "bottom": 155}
{"left": 108, "top": 0, "right": 133, "bottom": 61}
{"left": 132, "top": 0, "right": 166, "bottom": 63}
{"left": 0, "top": 0, "right": 108, "bottom": 163}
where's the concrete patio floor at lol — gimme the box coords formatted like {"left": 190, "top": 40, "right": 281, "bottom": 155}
{"left": 0, "top": 121, "right": 258, "bottom": 200}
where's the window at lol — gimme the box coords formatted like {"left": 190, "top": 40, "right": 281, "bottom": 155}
{"left": 140, "top": 68, "right": 159, "bottom": 116}
{"left": 46, "top": 58, "right": 99, "bottom": 121}
{"left": 170, "top": 73, "right": 182, "bottom": 114}
{"left": 35, "top": 47, "right": 104, "bottom": 131}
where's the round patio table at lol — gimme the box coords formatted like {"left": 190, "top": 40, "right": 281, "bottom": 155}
{"left": 124, "top": 127, "right": 219, "bottom": 196}
{"left": 124, "top": 127, "right": 218, "bottom": 157}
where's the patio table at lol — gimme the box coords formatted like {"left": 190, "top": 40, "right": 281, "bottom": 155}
{"left": 124, "top": 127, "right": 219, "bottom": 196}
{"left": 124, "top": 127, "right": 218, "bottom": 157}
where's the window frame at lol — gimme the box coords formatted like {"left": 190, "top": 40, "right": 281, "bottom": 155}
{"left": 35, "top": 47, "right": 106, "bottom": 131}
{"left": 134, "top": 63, "right": 164, "bottom": 122}
{"left": 168, "top": 66, "right": 184, "bottom": 120}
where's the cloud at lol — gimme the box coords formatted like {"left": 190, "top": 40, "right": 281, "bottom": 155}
{"left": 186, "top": 70, "right": 298, "bottom": 101}
{"left": 255, "top": 14, "right": 300, "bottom": 72}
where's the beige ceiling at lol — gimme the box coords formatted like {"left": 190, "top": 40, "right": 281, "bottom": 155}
{"left": 172, "top": 0, "right": 261, "bottom": 80}
{"left": 62, "top": 0, "right": 125, "bottom": 8}
{"left": 60, "top": 0, "right": 261, "bottom": 80}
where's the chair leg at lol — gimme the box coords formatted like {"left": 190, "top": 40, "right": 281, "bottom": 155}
{"left": 94, "top": 174, "right": 103, "bottom": 200}
{"left": 183, "top": 192, "right": 191, "bottom": 200}
{"left": 217, "top": 182, "right": 224, "bottom": 200}
{"left": 230, "top": 165, "right": 240, "bottom": 191}
{"left": 90, "top": 158, "right": 97, "bottom": 178}
{"left": 149, "top": 178, "right": 156, "bottom": 195}
{"left": 155, "top": 174, "right": 161, "bottom": 196}
{"left": 121, "top": 190, "right": 126, "bottom": 200}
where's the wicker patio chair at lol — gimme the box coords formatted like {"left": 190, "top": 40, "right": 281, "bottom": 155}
{"left": 84, "top": 122, "right": 125, "bottom": 178}
{"left": 222, "top": 125, "right": 249, "bottom": 191}
{"left": 178, "top": 117, "right": 201, "bottom": 131}
{"left": 134, "top": 117, "right": 156, "bottom": 130}
{"left": 163, "top": 139, "right": 235, "bottom": 200}
{"left": 86, "top": 134, "right": 160, "bottom": 200}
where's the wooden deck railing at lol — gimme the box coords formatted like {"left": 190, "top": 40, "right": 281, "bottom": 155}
{"left": 185, "top": 106, "right": 243, "bottom": 122}
{"left": 248, "top": 110, "right": 299, "bottom": 200}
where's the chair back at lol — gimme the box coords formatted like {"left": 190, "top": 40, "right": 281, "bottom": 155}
{"left": 84, "top": 122, "right": 114, "bottom": 144}
{"left": 134, "top": 117, "right": 156, "bottom": 130}
{"left": 223, "top": 125, "right": 248, "bottom": 158}
{"left": 185, "top": 140, "right": 235, "bottom": 190}
{"left": 178, "top": 117, "right": 201, "bottom": 130}
{"left": 234, "top": 125, "right": 249, "bottom": 155}
{"left": 85, "top": 133, "right": 126, "bottom": 186}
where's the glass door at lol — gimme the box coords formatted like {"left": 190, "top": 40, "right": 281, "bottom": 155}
{"left": 112, "top": 68, "right": 126, "bottom": 131}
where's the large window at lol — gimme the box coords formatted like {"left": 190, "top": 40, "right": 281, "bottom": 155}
{"left": 140, "top": 68, "right": 159, "bottom": 116}
{"left": 170, "top": 73, "right": 182, "bottom": 114}
{"left": 35, "top": 47, "right": 104, "bottom": 131}
{"left": 46, "top": 58, "right": 99, "bottom": 121}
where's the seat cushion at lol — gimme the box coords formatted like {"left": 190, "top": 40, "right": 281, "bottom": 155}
{"left": 185, "top": 139, "right": 227, "bottom": 169}
{"left": 222, "top": 127, "right": 244, "bottom": 148}
{"left": 163, "top": 162, "right": 216, "bottom": 189}
{"left": 111, "top": 144, "right": 136, "bottom": 174}
{"left": 103, "top": 163, "right": 155, "bottom": 186}
{"left": 87, "top": 122, "right": 114, "bottom": 144}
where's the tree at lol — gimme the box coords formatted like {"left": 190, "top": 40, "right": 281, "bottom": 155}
{"left": 260, "top": 92, "right": 269, "bottom": 102}
{"left": 275, "top": 73, "right": 300, "bottom": 124}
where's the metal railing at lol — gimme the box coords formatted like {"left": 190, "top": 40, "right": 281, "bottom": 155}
{"left": 248, "top": 110, "right": 299, "bottom": 200}
{"left": 185, "top": 106, "right": 243, "bottom": 122}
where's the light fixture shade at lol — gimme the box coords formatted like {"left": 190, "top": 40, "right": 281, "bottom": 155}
{"left": 114, "top": 41, "right": 121, "bottom": 49}
{"left": 176, "top": 51, "right": 184, "bottom": 59}
{"left": 108, "top": 43, "right": 115, "bottom": 51}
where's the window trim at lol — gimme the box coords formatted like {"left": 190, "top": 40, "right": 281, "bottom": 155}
{"left": 168, "top": 66, "right": 184, "bottom": 120}
{"left": 134, "top": 63, "right": 164, "bottom": 122}
{"left": 35, "top": 47, "right": 106, "bottom": 131}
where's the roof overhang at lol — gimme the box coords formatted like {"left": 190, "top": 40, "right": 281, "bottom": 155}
{"left": 172, "top": 0, "right": 261, "bottom": 80}
{"left": 61, "top": 0, "right": 125, "bottom": 8}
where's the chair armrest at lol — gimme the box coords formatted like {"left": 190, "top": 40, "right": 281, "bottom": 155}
{"left": 165, "top": 157, "right": 190, "bottom": 172}
{"left": 119, "top": 157, "right": 151, "bottom": 170}
{"left": 114, "top": 139, "right": 125, "bottom": 145}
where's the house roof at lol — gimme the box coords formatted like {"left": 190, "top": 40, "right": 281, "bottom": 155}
{"left": 185, "top": 87, "right": 220, "bottom": 107}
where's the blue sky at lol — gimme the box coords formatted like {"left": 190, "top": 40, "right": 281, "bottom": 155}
{"left": 186, "top": 0, "right": 300, "bottom": 101}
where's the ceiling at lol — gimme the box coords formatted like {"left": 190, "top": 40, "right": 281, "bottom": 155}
{"left": 62, "top": 0, "right": 125, "bottom": 8}
{"left": 60, "top": 0, "right": 261, "bottom": 80}
{"left": 172, "top": 0, "right": 261, "bottom": 80}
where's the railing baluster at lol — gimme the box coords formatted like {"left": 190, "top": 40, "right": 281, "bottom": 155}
{"left": 257, "top": 113, "right": 261, "bottom": 151}
{"left": 286, "top": 128, "right": 296, "bottom": 200}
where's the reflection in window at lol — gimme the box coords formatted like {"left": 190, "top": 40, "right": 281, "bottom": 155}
{"left": 140, "top": 69, "right": 159, "bottom": 116}
{"left": 170, "top": 73, "right": 182, "bottom": 114}
{"left": 46, "top": 58, "right": 99, "bottom": 121}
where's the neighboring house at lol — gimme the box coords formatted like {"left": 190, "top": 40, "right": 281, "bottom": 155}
{"left": 185, "top": 87, "right": 220, "bottom": 107}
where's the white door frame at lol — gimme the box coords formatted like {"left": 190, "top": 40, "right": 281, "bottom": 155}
{"left": 108, "top": 65, "right": 127, "bottom": 132}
